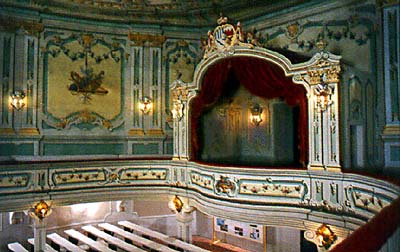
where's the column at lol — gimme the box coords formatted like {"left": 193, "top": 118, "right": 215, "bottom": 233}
{"left": 176, "top": 211, "right": 194, "bottom": 243}
{"left": 170, "top": 78, "right": 192, "bottom": 160}
{"left": 304, "top": 51, "right": 341, "bottom": 171}
{"left": 168, "top": 195, "right": 195, "bottom": 243}
{"left": 382, "top": 5, "right": 400, "bottom": 170}
{"left": 28, "top": 200, "right": 52, "bottom": 252}
{"left": 33, "top": 219, "right": 47, "bottom": 252}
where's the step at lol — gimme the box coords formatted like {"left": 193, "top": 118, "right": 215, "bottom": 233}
{"left": 82, "top": 225, "right": 145, "bottom": 252}
{"left": 99, "top": 223, "right": 179, "bottom": 252}
{"left": 7, "top": 242, "right": 28, "bottom": 252}
{"left": 64, "top": 229, "right": 114, "bottom": 252}
{"left": 118, "top": 220, "right": 210, "bottom": 252}
{"left": 27, "top": 238, "right": 57, "bottom": 252}
{"left": 47, "top": 233, "right": 86, "bottom": 252}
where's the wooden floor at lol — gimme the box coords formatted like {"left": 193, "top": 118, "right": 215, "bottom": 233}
{"left": 193, "top": 236, "right": 251, "bottom": 252}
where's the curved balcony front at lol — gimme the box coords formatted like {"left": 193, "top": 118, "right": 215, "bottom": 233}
{"left": 0, "top": 159, "right": 398, "bottom": 237}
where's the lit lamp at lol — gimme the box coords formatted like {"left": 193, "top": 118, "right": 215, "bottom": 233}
{"left": 250, "top": 103, "right": 263, "bottom": 126}
{"left": 10, "top": 91, "right": 26, "bottom": 111}
{"left": 168, "top": 195, "right": 184, "bottom": 213}
{"left": 29, "top": 200, "right": 52, "bottom": 221}
{"left": 316, "top": 224, "right": 337, "bottom": 250}
{"left": 139, "top": 96, "right": 152, "bottom": 114}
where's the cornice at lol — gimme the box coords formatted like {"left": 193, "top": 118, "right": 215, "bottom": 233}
{"left": 0, "top": 0, "right": 344, "bottom": 30}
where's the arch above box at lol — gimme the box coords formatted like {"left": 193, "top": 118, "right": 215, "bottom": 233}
{"left": 170, "top": 17, "right": 342, "bottom": 171}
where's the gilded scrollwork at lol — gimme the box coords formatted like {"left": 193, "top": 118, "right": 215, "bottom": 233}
{"left": 44, "top": 109, "right": 123, "bottom": 131}
{"left": 306, "top": 56, "right": 341, "bottom": 86}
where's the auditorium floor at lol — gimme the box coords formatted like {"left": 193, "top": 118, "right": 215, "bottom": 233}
{"left": 193, "top": 236, "right": 251, "bottom": 252}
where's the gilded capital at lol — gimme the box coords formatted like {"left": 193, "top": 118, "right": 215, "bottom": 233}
{"left": 128, "top": 32, "right": 166, "bottom": 47}
{"left": 0, "top": 18, "right": 44, "bottom": 36}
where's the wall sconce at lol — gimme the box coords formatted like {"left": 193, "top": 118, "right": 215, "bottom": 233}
{"left": 168, "top": 195, "right": 184, "bottom": 213}
{"left": 29, "top": 200, "right": 52, "bottom": 221}
{"left": 250, "top": 103, "right": 263, "bottom": 126}
{"left": 314, "top": 83, "right": 333, "bottom": 111}
{"left": 10, "top": 91, "right": 26, "bottom": 111}
{"left": 139, "top": 96, "right": 152, "bottom": 114}
{"left": 316, "top": 224, "right": 337, "bottom": 249}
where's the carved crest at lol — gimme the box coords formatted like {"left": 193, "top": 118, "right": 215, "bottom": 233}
{"left": 203, "top": 14, "right": 254, "bottom": 58}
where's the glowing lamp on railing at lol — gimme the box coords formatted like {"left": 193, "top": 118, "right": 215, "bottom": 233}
{"left": 29, "top": 200, "right": 52, "bottom": 221}
{"left": 316, "top": 224, "right": 337, "bottom": 249}
{"left": 168, "top": 195, "right": 184, "bottom": 213}
{"left": 10, "top": 91, "right": 26, "bottom": 111}
{"left": 250, "top": 103, "right": 263, "bottom": 126}
{"left": 139, "top": 96, "right": 152, "bottom": 114}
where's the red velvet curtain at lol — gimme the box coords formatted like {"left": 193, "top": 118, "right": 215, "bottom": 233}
{"left": 330, "top": 196, "right": 400, "bottom": 252}
{"left": 190, "top": 60, "right": 231, "bottom": 160}
{"left": 190, "top": 57, "right": 308, "bottom": 165}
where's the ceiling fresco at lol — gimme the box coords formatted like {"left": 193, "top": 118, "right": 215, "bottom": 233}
{"left": 0, "top": 0, "right": 309, "bottom": 27}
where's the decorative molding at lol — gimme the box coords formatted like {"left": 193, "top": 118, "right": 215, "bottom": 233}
{"left": 299, "top": 199, "right": 355, "bottom": 215}
{"left": 17, "top": 128, "right": 40, "bottom": 135}
{"left": 382, "top": 125, "right": 400, "bottom": 135}
{"left": 0, "top": 18, "right": 43, "bottom": 36}
{"left": 239, "top": 178, "right": 307, "bottom": 200}
{"left": 145, "top": 129, "right": 164, "bottom": 136}
{"left": 379, "top": 0, "right": 399, "bottom": 7}
{"left": 347, "top": 186, "right": 391, "bottom": 214}
{"left": 50, "top": 167, "right": 167, "bottom": 187}
{"left": 0, "top": 161, "right": 398, "bottom": 225}
{"left": 0, "top": 128, "right": 16, "bottom": 135}
{"left": 251, "top": 16, "right": 372, "bottom": 52}
{"left": 128, "top": 129, "right": 145, "bottom": 136}
{"left": 190, "top": 172, "right": 213, "bottom": 190}
{"left": 44, "top": 110, "right": 123, "bottom": 131}
{"left": 120, "top": 168, "right": 167, "bottom": 181}
{"left": 0, "top": 173, "right": 30, "bottom": 188}
{"left": 52, "top": 170, "right": 106, "bottom": 185}
{"left": 43, "top": 33, "right": 125, "bottom": 62}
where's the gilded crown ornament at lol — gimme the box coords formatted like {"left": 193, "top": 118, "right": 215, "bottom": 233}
{"left": 203, "top": 14, "right": 255, "bottom": 58}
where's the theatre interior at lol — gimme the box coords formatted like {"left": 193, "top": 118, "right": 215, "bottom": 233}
{"left": 0, "top": 0, "right": 399, "bottom": 251}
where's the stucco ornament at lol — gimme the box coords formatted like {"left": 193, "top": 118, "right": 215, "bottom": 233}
{"left": 214, "top": 175, "right": 238, "bottom": 197}
{"left": 204, "top": 14, "right": 254, "bottom": 58}
{"left": 170, "top": 75, "right": 188, "bottom": 121}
